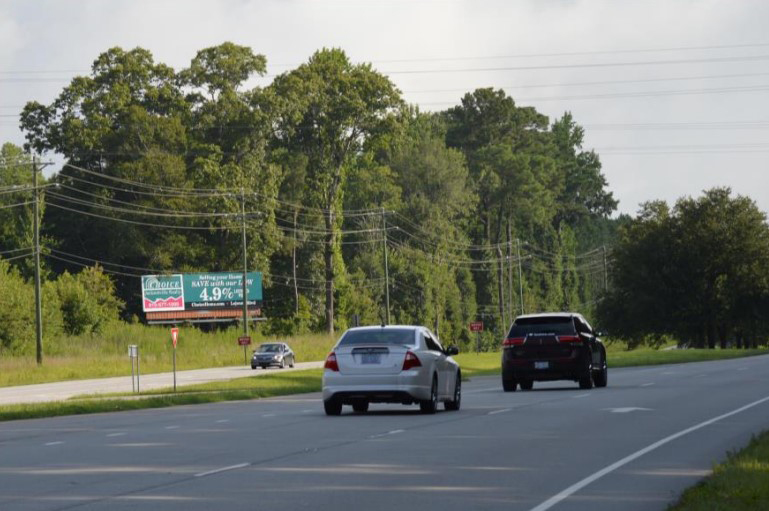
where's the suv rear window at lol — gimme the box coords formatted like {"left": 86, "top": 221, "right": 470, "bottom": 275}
{"left": 338, "top": 328, "right": 416, "bottom": 347}
{"left": 507, "top": 316, "right": 576, "bottom": 338}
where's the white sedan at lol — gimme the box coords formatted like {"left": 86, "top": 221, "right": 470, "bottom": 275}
{"left": 322, "top": 325, "right": 461, "bottom": 415}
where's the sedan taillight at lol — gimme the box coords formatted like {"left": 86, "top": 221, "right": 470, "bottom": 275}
{"left": 324, "top": 352, "right": 339, "bottom": 371}
{"left": 503, "top": 337, "right": 525, "bottom": 347}
{"left": 557, "top": 335, "right": 581, "bottom": 343}
{"left": 402, "top": 351, "right": 422, "bottom": 371}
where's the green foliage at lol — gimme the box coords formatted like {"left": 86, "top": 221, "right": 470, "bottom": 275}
{"left": 14, "top": 43, "right": 621, "bottom": 349}
{"left": 53, "top": 267, "right": 123, "bottom": 335}
{"left": 598, "top": 188, "right": 769, "bottom": 348}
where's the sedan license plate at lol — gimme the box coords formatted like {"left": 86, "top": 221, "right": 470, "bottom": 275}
{"left": 361, "top": 353, "right": 382, "bottom": 364}
{"left": 534, "top": 361, "right": 549, "bottom": 370}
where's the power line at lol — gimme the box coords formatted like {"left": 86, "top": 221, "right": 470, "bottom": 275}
{"left": 382, "top": 54, "right": 769, "bottom": 75}
{"left": 403, "top": 71, "right": 769, "bottom": 94}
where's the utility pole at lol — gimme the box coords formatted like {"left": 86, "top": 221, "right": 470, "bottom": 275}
{"left": 507, "top": 223, "right": 514, "bottom": 323}
{"left": 516, "top": 238, "right": 524, "bottom": 315}
{"left": 33, "top": 156, "right": 43, "bottom": 366}
{"left": 382, "top": 207, "right": 390, "bottom": 324}
{"left": 602, "top": 245, "right": 608, "bottom": 292}
{"left": 240, "top": 190, "right": 249, "bottom": 352}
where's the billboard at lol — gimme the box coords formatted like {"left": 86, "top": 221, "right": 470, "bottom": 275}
{"left": 141, "top": 272, "right": 263, "bottom": 313}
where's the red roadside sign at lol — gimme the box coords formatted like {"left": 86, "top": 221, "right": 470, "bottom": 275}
{"left": 171, "top": 327, "right": 179, "bottom": 348}
{"left": 238, "top": 336, "right": 251, "bottom": 346}
{"left": 469, "top": 321, "right": 484, "bottom": 332}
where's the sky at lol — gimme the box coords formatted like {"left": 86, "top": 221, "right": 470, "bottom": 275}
{"left": 1, "top": 0, "right": 767, "bottom": 216}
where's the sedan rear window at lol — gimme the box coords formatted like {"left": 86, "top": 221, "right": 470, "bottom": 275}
{"left": 507, "top": 317, "right": 576, "bottom": 338}
{"left": 338, "top": 329, "right": 416, "bottom": 347}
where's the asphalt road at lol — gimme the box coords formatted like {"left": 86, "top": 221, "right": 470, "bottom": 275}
{"left": 1, "top": 354, "right": 768, "bottom": 511}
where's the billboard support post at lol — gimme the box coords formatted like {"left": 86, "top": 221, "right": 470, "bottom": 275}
{"left": 171, "top": 327, "right": 179, "bottom": 392}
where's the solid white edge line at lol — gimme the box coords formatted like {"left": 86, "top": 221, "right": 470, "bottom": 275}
{"left": 527, "top": 394, "right": 769, "bottom": 511}
{"left": 195, "top": 462, "right": 250, "bottom": 478}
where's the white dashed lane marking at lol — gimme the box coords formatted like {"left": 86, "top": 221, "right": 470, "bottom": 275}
{"left": 106, "top": 432, "right": 126, "bottom": 437}
{"left": 488, "top": 408, "right": 511, "bottom": 415}
{"left": 195, "top": 462, "right": 250, "bottom": 478}
{"left": 165, "top": 426, "right": 180, "bottom": 430}
{"left": 44, "top": 441, "right": 63, "bottom": 446}
{"left": 641, "top": 383, "right": 655, "bottom": 387}
{"left": 369, "top": 429, "right": 405, "bottom": 439}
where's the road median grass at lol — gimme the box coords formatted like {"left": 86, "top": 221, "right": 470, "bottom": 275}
{"left": 0, "top": 369, "right": 322, "bottom": 422}
{"left": 669, "top": 429, "right": 769, "bottom": 510}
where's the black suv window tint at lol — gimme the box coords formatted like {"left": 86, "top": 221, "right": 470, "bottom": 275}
{"left": 508, "top": 317, "right": 576, "bottom": 338}
{"left": 575, "top": 318, "right": 590, "bottom": 334}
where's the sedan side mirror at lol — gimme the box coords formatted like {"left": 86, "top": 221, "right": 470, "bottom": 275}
{"left": 445, "top": 346, "right": 459, "bottom": 356}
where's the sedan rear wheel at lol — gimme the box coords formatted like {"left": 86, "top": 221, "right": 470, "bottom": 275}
{"left": 324, "top": 399, "right": 342, "bottom": 416}
{"left": 444, "top": 372, "right": 461, "bottom": 411}
{"left": 420, "top": 375, "right": 438, "bottom": 414}
{"left": 279, "top": 358, "right": 285, "bottom": 369}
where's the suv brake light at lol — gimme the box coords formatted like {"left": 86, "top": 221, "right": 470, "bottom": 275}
{"left": 402, "top": 351, "right": 422, "bottom": 371}
{"left": 503, "top": 337, "right": 525, "bottom": 347}
{"left": 557, "top": 335, "right": 581, "bottom": 343}
{"left": 324, "top": 352, "right": 339, "bottom": 371}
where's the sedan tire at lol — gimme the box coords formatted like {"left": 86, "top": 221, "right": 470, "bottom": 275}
{"left": 324, "top": 399, "right": 342, "bottom": 416}
{"left": 352, "top": 401, "right": 369, "bottom": 413}
{"left": 519, "top": 379, "right": 533, "bottom": 391}
{"left": 420, "top": 375, "right": 438, "bottom": 414}
{"left": 444, "top": 372, "right": 461, "bottom": 411}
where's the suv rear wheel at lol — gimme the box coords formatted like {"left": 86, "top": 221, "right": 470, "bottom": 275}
{"left": 593, "top": 355, "right": 608, "bottom": 388}
{"left": 519, "top": 379, "right": 533, "bottom": 391}
{"left": 503, "top": 378, "right": 517, "bottom": 392}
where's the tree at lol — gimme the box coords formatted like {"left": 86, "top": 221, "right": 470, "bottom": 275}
{"left": 20, "top": 44, "right": 280, "bottom": 317}
{"left": 598, "top": 188, "right": 769, "bottom": 348}
{"left": 267, "top": 48, "right": 403, "bottom": 332}
{"left": 0, "top": 143, "right": 38, "bottom": 279}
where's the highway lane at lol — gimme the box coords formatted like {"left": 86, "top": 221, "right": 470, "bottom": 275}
{"left": 0, "top": 354, "right": 768, "bottom": 511}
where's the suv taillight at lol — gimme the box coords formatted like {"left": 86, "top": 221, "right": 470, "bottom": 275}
{"left": 557, "top": 335, "right": 581, "bottom": 343}
{"left": 503, "top": 337, "right": 525, "bottom": 347}
{"left": 402, "top": 351, "right": 422, "bottom": 371}
{"left": 324, "top": 352, "right": 339, "bottom": 371}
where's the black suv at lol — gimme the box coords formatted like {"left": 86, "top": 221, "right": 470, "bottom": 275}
{"left": 501, "top": 313, "right": 607, "bottom": 391}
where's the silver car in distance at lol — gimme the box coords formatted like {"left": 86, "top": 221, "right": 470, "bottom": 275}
{"left": 322, "top": 325, "right": 461, "bottom": 415}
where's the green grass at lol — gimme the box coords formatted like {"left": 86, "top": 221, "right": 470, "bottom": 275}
{"left": 669, "top": 430, "right": 769, "bottom": 510}
{"left": 0, "top": 369, "right": 323, "bottom": 422}
{"left": 0, "top": 322, "right": 335, "bottom": 387}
